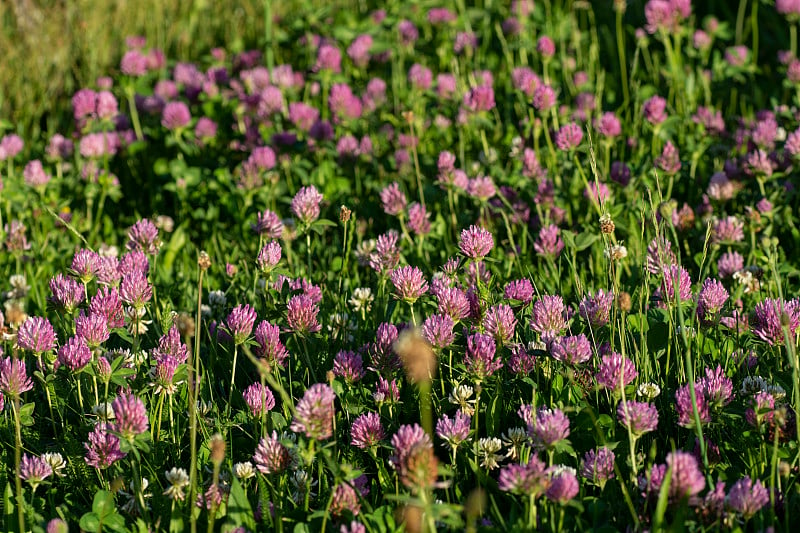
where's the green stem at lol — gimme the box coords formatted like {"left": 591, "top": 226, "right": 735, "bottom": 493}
{"left": 125, "top": 85, "right": 144, "bottom": 141}
{"left": 13, "top": 397, "right": 25, "bottom": 533}
{"left": 154, "top": 393, "right": 165, "bottom": 443}
{"left": 228, "top": 344, "right": 239, "bottom": 414}
{"left": 189, "top": 267, "right": 206, "bottom": 533}
{"left": 264, "top": 0, "right": 274, "bottom": 73}
{"left": 299, "top": 336, "right": 318, "bottom": 383}
{"left": 735, "top": 0, "right": 747, "bottom": 45}
{"left": 616, "top": 8, "right": 629, "bottom": 106}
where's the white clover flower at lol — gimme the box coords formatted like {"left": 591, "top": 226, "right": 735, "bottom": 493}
{"left": 41, "top": 452, "right": 67, "bottom": 477}
{"left": 637, "top": 382, "right": 661, "bottom": 400}
{"left": 98, "top": 244, "right": 119, "bottom": 257}
{"left": 290, "top": 470, "right": 317, "bottom": 504}
{"left": 164, "top": 468, "right": 190, "bottom": 501}
{"left": 477, "top": 437, "right": 504, "bottom": 470}
{"left": 733, "top": 270, "right": 759, "bottom": 294}
{"left": 740, "top": 376, "right": 770, "bottom": 396}
{"left": 449, "top": 384, "right": 476, "bottom": 416}
{"left": 327, "top": 312, "right": 355, "bottom": 341}
{"left": 124, "top": 306, "right": 151, "bottom": 335}
{"left": 8, "top": 275, "right": 30, "bottom": 300}
{"left": 92, "top": 402, "right": 115, "bottom": 419}
{"left": 501, "top": 427, "right": 529, "bottom": 460}
{"left": 233, "top": 462, "right": 256, "bottom": 480}
{"left": 355, "top": 239, "right": 377, "bottom": 266}
{"left": 349, "top": 287, "right": 374, "bottom": 313}
{"left": 605, "top": 244, "right": 628, "bottom": 261}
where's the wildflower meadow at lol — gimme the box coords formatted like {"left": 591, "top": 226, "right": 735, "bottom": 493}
{"left": 3, "top": 0, "right": 800, "bottom": 531}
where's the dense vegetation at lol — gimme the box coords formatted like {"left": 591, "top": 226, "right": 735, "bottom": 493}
{"left": 2, "top": 0, "right": 800, "bottom": 531}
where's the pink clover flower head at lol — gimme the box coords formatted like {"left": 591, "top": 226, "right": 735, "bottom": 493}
{"left": 17, "top": 316, "right": 57, "bottom": 354}
{"left": 20, "top": 454, "right": 53, "bottom": 489}
{"left": 545, "top": 467, "right": 579, "bottom": 503}
{"left": 596, "top": 112, "right": 622, "bottom": 137}
{"left": 655, "top": 141, "right": 681, "bottom": 174}
{"left": 550, "top": 334, "right": 592, "bottom": 365}
{"left": 315, "top": 44, "right": 342, "bottom": 73}
{"left": 534, "top": 224, "right": 565, "bottom": 258}
{"left": 498, "top": 456, "right": 549, "bottom": 495}
{"left": 505, "top": 279, "right": 534, "bottom": 304}
{"left": 90, "top": 287, "right": 125, "bottom": 329}
{"left": 291, "top": 186, "right": 324, "bottom": 225}
{"left": 578, "top": 290, "right": 614, "bottom": 328}
{"left": 595, "top": 352, "right": 638, "bottom": 392}
{"left": 380, "top": 182, "right": 408, "bottom": 216}
{"left": 23, "top": 160, "right": 50, "bottom": 188}
{"left": 256, "top": 241, "right": 282, "bottom": 272}
{"left": 121, "top": 50, "right": 147, "bottom": 76}
{"left": 71, "top": 249, "right": 100, "bottom": 283}
{"left": 537, "top": 36, "right": 556, "bottom": 57}
{"left": 225, "top": 304, "right": 257, "bottom": 345}
{"left": 85, "top": 422, "right": 126, "bottom": 469}
{"left": 390, "top": 266, "right": 429, "bottom": 303}
{"left": 254, "top": 320, "right": 289, "bottom": 370}
{"left": 286, "top": 294, "right": 322, "bottom": 335}
{"left": 290, "top": 383, "right": 336, "bottom": 440}
{"left": 119, "top": 270, "right": 153, "bottom": 309}
{"left": 728, "top": 477, "right": 770, "bottom": 518}
{"left": 530, "top": 295, "right": 569, "bottom": 344}
{"left": 437, "top": 286, "right": 471, "bottom": 321}
{"left": 617, "top": 401, "right": 659, "bottom": 435}
{"left": 482, "top": 304, "right": 517, "bottom": 345}
{"left": 659, "top": 265, "right": 693, "bottom": 304}
{"left": 555, "top": 122, "right": 583, "bottom": 150}
{"left": 529, "top": 406, "right": 570, "bottom": 449}
{"left": 253, "top": 431, "right": 291, "bottom": 474}
{"left": 49, "top": 273, "right": 85, "bottom": 313}
{"left": 463, "top": 85, "right": 495, "bottom": 112}
{"left": 408, "top": 64, "right": 433, "bottom": 90}
{"left": 581, "top": 447, "right": 616, "bottom": 486}
{"left": 389, "top": 423, "right": 433, "bottom": 473}
{"left": 333, "top": 350, "right": 365, "bottom": 383}
{"left": 777, "top": 0, "right": 800, "bottom": 17}
{"left": 112, "top": 393, "right": 149, "bottom": 440}
{"left": 751, "top": 298, "right": 800, "bottom": 346}
{"left": 711, "top": 216, "right": 744, "bottom": 244}
{"left": 56, "top": 336, "right": 92, "bottom": 372}
{"left": 407, "top": 202, "right": 431, "bottom": 235}
{"left": 351, "top": 412, "right": 385, "bottom": 449}
{"left": 465, "top": 332, "right": 503, "bottom": 379}
{"left": 127, "top": 218, "right": 160, "bottom": 255}
{"left": 251, "top": 209, "right": 284, "bottom": 238}
{"left": 75, "top": 313, "right": 110, "bottom": 348}
{"left": 696, "top": 278, "right": 729, "bottom": 325}
{"left": 646, "top": 451, "right": 705, "bottom": 502}
{"left": 435, "top": 411, "right": 471, "bottom": 450}
{"left": 459, "top": 225, "right": 494, "bottom": 259}
{"left": 161, "top": 101, "right": 191, "bottom": 130}
{"left": 644, "top": 0, "right": 691, "bottom": 34}
{"left": 0, "top": 356, "right": 33, "bottom": 398}
{"left": 421, "top": 313, "right": 455, "bottom": 350}
{"left": 643, "top": 95, "right": 668, "bottom": 125}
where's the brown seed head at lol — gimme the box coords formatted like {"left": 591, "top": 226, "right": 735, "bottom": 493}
{"left": 198, "top": 251, "right": 211, "bottom": 271}
{"left": 397, "top": 505, "right": 424, "bottom": 533}
{"left": 599, "top": 214, "right": 615, "bottom": 235}
{"left": 617, "top": 291, "right": 632, "bottom": 313}
{"left": 394, "top": 329, "right": 437, "bottom": 384}
{"left": 465, "top": 487, "right": 487, "bottom": 521}
{"left": 210, "top": 433, "right": 226, "bottom": 465}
